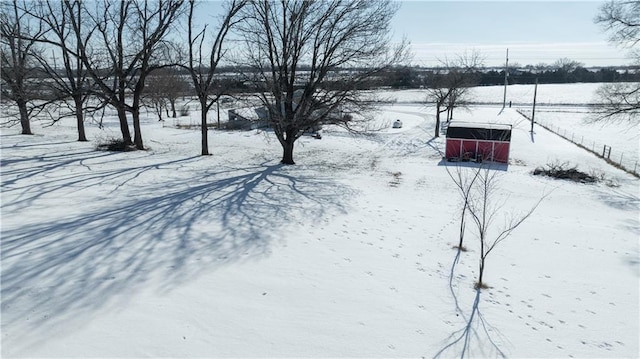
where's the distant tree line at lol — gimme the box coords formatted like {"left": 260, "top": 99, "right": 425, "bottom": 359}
{"left": 478, "top": 66, "right": 638, "bottom": 86}
{"left": 379, "top": 63, "right": 640, "bottom": 90}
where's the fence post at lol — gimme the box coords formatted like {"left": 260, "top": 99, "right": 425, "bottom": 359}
{"left": 602, "top": 145, "right": 607, "bottom": 157}
{"left": 607, "top": 146, "right": 612, "bottom": 159}
{"left": 620, "top": 152, "right": 623, "bottom": 164}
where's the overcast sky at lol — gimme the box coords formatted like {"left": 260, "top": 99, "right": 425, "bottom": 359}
{"left": 392, "top": 1, "right": 630, "bottom": 67}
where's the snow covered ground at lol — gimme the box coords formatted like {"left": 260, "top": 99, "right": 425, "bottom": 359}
{"left": 377, "top": 83, "right": 608, "bottom": 105}
{"left": 380, "top": 83, "right": 640, "bottom": 172}
{"left": 1, "top": 85, "right": 639, "bottom": 358}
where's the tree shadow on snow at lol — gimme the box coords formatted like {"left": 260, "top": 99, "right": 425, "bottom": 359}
{"left": 433, "top": 248, "right": 507, "bottom": 358}
{"left": 1, "top": 155, "right": 350, "bottom": 351}
{"left": 596, "top": 188, "right": 640, "bottom": 212}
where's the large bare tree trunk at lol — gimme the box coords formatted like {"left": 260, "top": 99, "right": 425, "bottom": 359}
{"left": 132, "top": 109, "right": 143, "bottom": 150}
{"left": 17, "top": 100, "right": 32, "bottom": 135}
{"left": 74, "top": 96, "right": 87, "bottom": 141}
{"left": 132, "top": 92, "right": 144, "bottom": 150}
{"left": 282, "top": 141, "right": 295, "bottom": 165}
{"left": 281, "top": 130, "right": 296, "bottom": 164}
{"left": 201, "top": 100, "right": 209, "bottom": 156}
{"left": 116, "top": 106, "right": 132, "bottom": 145}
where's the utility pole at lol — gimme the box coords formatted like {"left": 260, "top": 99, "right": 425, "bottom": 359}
{"left": 502, "top": 48, "right": 509, "bottom": 108}
{"left": 531, "top": 77, "right": 538, "bottom": 133}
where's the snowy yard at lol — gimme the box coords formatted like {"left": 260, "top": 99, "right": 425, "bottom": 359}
{"left": 1, "top": 85, "right": 639, "bottom": 357}
{"left": 382, "top": 83, "right": 640, "bottom": 171}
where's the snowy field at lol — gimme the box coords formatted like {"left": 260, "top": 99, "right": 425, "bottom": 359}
{"left": 378, "top": 83, "right": 640, "bottom": 172}
{"left": 376, "top": 83, "right": 608, "bottom": 105}
{"left": 1, "top": 84, "right": 639, "bottom": 358}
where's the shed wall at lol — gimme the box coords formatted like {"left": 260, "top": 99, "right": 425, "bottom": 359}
{"left": 445, "top": 138, "right": 510, "bottom": 163}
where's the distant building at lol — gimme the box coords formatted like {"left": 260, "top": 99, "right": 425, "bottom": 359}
{"left": 227, "top": 107, "right": 269, "bottom": 130}
{"left": 445, "top": 122, "right": 512, "bottom": 163}
{"left": 227, "top": 90, "right": 351, "bottom": 132}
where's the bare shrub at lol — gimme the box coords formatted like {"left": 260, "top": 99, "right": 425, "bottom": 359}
{"left": 95, "top": 137, "right": 137, "bottom": 152}
{"left": 533, "top": 162, "right": 598, "bottom": 183}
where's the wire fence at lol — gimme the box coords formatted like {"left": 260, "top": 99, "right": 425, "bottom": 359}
{"left": 517, "top": 110, "right": 639, "bottom": 178}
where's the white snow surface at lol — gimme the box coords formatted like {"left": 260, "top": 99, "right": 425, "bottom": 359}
{"left": 1, "top": 85, "right": 639, "bottom": 358}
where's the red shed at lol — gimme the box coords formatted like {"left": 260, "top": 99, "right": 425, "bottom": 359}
{"left": 445, "top": 122, "right": 512, "bottom": 163}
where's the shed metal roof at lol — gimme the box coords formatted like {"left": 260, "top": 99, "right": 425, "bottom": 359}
{"left": 445, "top": 122, "right": 512, "bottom": 141}
{"left": 446, "top": 122, "right": 512, "bottom": 131}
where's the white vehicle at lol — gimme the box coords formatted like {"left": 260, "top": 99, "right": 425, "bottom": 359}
{"left": 392, "top": 119, "right": 403, "bottom": 128}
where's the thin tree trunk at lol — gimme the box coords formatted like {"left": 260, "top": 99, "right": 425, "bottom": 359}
{"left": 17, "top": 100, "right": 32, "bottom": 135}
{"left": 74, "top": 96, "right": 87, "bottom": 141}
{"left": 478, "top": 230, "right": 486, "bottom": 287}
{"left": 170, "top": 99, "right": 177, "bottom": 118}
{"left": 478, "top": 255, "right": 485, "bottom": 288}
{"left": 201, "top": 100, "right": 209, "bottom": 155}
{"left": 435, "top": 103, "right": 441, "bottom": 138}
{"left": 458, "top": 205, "right": 467, "bottom": 249}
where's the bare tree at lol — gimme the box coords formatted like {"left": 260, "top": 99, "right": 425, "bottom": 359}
{"left": 445, "top": 164, "right": 481, "bottom": 252}
{"left": 596, "top": 1, "right": 640, "bottom": 48}
{"left": 425, "top": 84, "right": 451, "bottom": 138}
{"left": 25, "top": 0, "right": 92, "bottom": 141}
{"left": 143, "top": 72, "right": 170, "bottom": 122}
{"left": 551, "top": 57, "right": 584, "bottom": 83}
{"left": 592, "top": 1, "right": 640, "bottom": 123}
{"left": 184, "top": 0, "right": 245, "bottom": 156}
{"left": 464, "top": 165, "right": 545, "bottom": 289}
{"left": 425, "top": 51, "right": 483, "bottom": 138}
{"left": 592, "top": 82, "right": 640, "bottom": 123}
{"left": 552, "top": 57, "right": 584, "bottom": 72}
{"left": 143, "top": 66, "right": 189, "bottom": 121}
{"left": 236, "top": 0, "right": 408, "bottom": 164}
{"left": 64, "top": 0, "right": 185, "bottom": 150}
{"left": 0, "top": 0, "right": 47, "bottom": 135}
